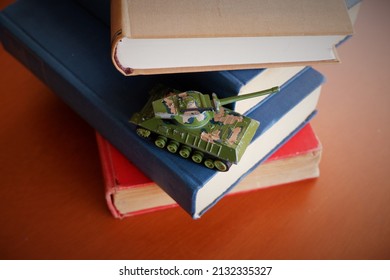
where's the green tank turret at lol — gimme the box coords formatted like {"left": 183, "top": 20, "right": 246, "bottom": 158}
{"left": 130, "top": 85, "right": 279, "bottom": 172}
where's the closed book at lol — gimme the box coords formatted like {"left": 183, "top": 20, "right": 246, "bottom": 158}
{"left": 78, "top": 0, "right": 360, "bottom": 113}
{"left": 0, "top": 0, "right": 323, "bottom": 218}
{"left": 110, "top": 0, "right": 353, "bottom": 75}
{"left": 97, "top": 124, "right": 322, "bottom": 218}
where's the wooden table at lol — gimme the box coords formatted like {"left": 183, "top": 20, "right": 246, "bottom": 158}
{"left": 1, "top": 0, "right": 389, "bottom": 259}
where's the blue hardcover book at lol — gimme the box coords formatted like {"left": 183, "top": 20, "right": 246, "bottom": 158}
{"left": 0, "top": 0, "right": 324, "bottom": 218}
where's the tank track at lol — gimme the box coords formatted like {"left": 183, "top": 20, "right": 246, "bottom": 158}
{"left": 136, "top": 127, "right": 232, "bottom": 172}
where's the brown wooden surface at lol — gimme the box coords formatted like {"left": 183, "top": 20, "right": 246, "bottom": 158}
{"left": 1, "top": 0, "right": 389, "bottom": 260}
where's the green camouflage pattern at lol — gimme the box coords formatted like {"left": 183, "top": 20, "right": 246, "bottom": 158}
{"left": 130, "top": 85, "right": 279, "bottom": 171}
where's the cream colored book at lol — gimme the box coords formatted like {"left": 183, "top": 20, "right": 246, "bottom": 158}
{"left": 111, "top": 0, "right": 353, "bottom": 76}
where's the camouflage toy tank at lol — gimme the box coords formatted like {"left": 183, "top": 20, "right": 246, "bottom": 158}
{"left": 130, "top": 85, "right": 279, "bottom": 172}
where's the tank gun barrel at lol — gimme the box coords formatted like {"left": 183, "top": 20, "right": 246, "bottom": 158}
{"left": 218, "top": 86, "right": 280, "bottom": 106}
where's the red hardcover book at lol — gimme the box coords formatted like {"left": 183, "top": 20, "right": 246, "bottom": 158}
{"left": 97, "top": 124, "right": 321, "bottom": 218}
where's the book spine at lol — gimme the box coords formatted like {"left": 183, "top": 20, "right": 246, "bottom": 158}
{"left": 110, "top": 0, "right": 133, "bottom": 75}
{"left": 95, "top": 132, "right": 122, "bottom": 218}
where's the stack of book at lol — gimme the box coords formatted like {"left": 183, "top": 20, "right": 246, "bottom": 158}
{"left": 0, "top": 0, "right": 361, "bottom": 219}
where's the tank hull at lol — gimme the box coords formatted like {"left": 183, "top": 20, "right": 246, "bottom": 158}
{"left": 130, "top": 86, "right": 261, "bottom": 171}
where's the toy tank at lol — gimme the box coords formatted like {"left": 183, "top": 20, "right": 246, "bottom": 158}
{"left": 130, "top": 85, "right": 279, "bottom": 171}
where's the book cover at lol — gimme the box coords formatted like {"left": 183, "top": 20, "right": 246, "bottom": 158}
{"left": 97, "top": 124, "right": 322, "bottom": 218}
{"left": 79, "top": 0, "right": 361, "bottom": 30}
{"left": 110, "top": 0, "right": 353, "bottom": 75}
{"left": 0, "top": 0, "right": 324, "bottom": 218}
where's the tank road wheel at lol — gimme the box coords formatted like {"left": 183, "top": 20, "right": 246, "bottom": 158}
{"left": 204, "top": 159, "right": 215, "bottom": 169}
{"left": 167, "top": 140, "right": 179, "bottom": 153}
{"left": 179, "top": 146, "right": 192, "bottom": 158}
{"left": 191, "top": 151, "right": 204, "bottom": 164}
{"left": 136, "top": 127, "right": 151, "bottom": 138}
{"left": 154, "top": 136, "right": 167, "bottom": 148}
{"left": 214, "top": 160, "right": 229, "bottom": 172}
